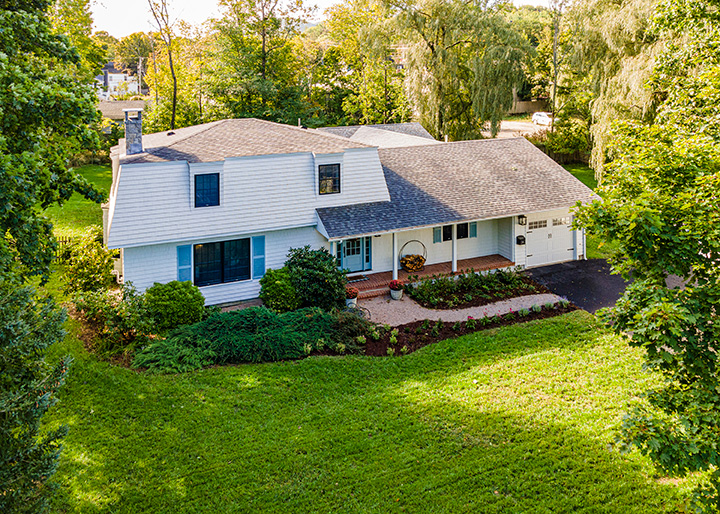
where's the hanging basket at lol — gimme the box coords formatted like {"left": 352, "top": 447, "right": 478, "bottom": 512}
{"left": 398, "top": 239, "right": 427, "bottom": 272}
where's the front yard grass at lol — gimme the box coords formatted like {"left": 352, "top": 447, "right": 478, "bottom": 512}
{"left": 46, "top": 310, "right": 694, "bottom": 513}
{"left": 45, "top": 164, "right": 112, "bottom": 238}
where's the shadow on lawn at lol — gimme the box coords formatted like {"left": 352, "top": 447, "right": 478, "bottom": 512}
{"left": 49, "top": 312, "right": 686, "bottom": 513}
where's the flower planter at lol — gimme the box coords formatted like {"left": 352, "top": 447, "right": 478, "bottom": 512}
{"left": 390, "top": 289, "right": 403, "bottom": 300}
{"left": 346, "top": 298, "right": 358, "bottom": 307}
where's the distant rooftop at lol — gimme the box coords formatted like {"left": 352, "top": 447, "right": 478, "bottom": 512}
{"left": 318, "top": 122, "right": 435, "bottom": 141}
{"left": 120, "top": 118, "right": 370, "bottom": 164}
{"left": 99, "top": 100, "right": 147, "bottom": 120}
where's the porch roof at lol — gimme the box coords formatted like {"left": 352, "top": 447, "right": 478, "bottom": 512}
{"left": 316, "top": 137, "right": 596, "bottom": 240}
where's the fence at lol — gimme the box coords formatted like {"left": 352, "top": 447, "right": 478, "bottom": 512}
{"left": 55, "top": 236, "right": 76, "bottom": 263}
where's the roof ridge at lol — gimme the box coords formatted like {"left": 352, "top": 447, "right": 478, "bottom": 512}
{"left": 378, "top": 136, "right": 528, "bottom": 152}
{"left": 247, "top": 118, "right": 373, "bottom": 148}
{"left": 156, "top": 119, "right": 228, "bottom": 150}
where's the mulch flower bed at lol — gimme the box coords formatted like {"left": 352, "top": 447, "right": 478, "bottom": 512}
{"left": 363, "top": 302, "right": 578, "bottom": 357}
{"left": 406, "top": 274, "right": 552, "bottom": 310}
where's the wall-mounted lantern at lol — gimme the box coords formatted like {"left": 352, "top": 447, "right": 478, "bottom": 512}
{"left": 518, "top": 214, "right": 527, "bottom": 226}
{"left": 516, "top": 235, "right": 526, "bottom": 245}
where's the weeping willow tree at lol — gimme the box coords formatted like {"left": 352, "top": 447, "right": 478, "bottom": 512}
{"left": 384, "top": 0, "right": 530, "bottom": 141}
{"left": 565, "top": 0, "right": 663, "bottom": 177}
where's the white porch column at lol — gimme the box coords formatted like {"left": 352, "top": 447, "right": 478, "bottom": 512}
{"left": 451, "top": 224, "right": 458, "bottom": 273}
{"left": 330, "top": 241, "right": 336, "bottom": 261}
{"left": 392, "top": 232, "right": 398, "bottom": 280}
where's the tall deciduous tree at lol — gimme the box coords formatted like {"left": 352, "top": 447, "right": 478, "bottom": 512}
{"left": 565, "top": 0, "right": 660, "bottom": 176}
{"left": 50, "top": 0, "right": 106, "bottom": 80}
{"left": 205, "top": 0, "right": 312, "bottom": 123}
{"left": 149, "top": 0, "right": 178, "bottom": 129}
{"left": 387, "top": 0, "right": 530, "bottom": 141}
{"left": 324, "top": 0, "right": 411, "bottom": 125}
{"left": 115, "top": 32, "right": 153, "bottom": 87}
{"left": 576, "top": 0, "right": 720, "bottom": 508}
{"left": 0, "top": 0, "right": 102, "bottom": 509}
{"left": 144, "top": 25, "right": 209, "bottom": 131}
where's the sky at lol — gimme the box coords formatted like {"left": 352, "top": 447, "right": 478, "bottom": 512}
{"left": 92, "top": 0, "right": 549, "bottom": 38}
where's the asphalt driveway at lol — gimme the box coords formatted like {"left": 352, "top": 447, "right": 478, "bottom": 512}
{"left": 525, "top": 259, "right": 630, "bottom": 313}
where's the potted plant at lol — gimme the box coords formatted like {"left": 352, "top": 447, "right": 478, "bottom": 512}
{"left": 389, "top": 279, "right": 404, "bottom": 300}
{"left": 345, "top": 286, "right": 359, "bottom": 307}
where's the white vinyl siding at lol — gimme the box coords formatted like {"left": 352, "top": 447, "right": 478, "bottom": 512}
{"left": 497, "top": 218, "right": 514, "bottom": 260}
{"left": 107, "top": 147, "right": 389, "bottom": 249}
{"left": 122, "top": 227, "right": 328, "bottom": 305}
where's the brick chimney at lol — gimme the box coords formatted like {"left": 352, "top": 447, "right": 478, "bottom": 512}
{"left": 123, "top": 108, "right": 143, "bottom": 155}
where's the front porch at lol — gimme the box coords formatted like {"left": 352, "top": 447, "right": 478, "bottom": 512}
{"left": 351, "top": 254, "right": 515, "bottom": 299}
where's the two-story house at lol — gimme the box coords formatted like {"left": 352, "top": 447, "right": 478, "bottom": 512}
{"left": 103, "top": 109, "right": 594, "bottom": 305}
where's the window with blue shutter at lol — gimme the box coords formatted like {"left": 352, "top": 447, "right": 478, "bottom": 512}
{"left": 194, "top": 173, "right": 219, "bottom": 207}
{"left": 177, "top": 245, "right": 192, "bottom": 282}
{"left": 469, "top": 222, "right": 478, "bottom": 238}
{"left": 457, "top": 223, "right": 469, "bottom": 239}
{"left": 433, "top": 227, "right": 441, "bottom": 243}
{"left": 252, "top": 236, "right": 265, "bottom": 279}
{"left": 193, "top": 238, "right": 250, "bottom": 286}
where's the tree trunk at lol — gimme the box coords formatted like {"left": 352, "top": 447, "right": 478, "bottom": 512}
{"left": 551, "top": 10, "right": 560, "bottom": 133}
{"left": 168, "top": 43, "right": 177, "bottom": 130}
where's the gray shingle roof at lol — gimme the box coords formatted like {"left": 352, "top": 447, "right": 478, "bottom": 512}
{"left": 316, "top": 137, "right": 596, "bottom": 239}
{"left": 318, "top": 122, "right": 435, "bottom": 140}
{"left": 121, "top": 118, "right": 369, "bottom": 164}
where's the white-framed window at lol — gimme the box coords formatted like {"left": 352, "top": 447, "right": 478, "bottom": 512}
{"left": 319, "top": 163, "right": 341, "bottom": 194}
{"left": 553, "top": 217, "right": 571, "bottom": 226}
{"left": 528, "top": 220, "right": 548, "bottom": 230}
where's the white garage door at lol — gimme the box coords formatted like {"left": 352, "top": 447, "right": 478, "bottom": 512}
{"left": 526, "top": 216, "right": 574, "bottom": 267}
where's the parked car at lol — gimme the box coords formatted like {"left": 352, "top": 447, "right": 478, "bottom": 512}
{"left": 532, "top": 112, "right": 554, "bottom": 126}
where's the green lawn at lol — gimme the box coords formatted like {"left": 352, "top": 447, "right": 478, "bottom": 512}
{"left": 563, "top": 163, "right": 620, "bottom": 260}
{"left": 564, "top": 163, "right": 598, "bottom": 190}
{"left": 45, "top": 164, "right": 112, "bottom": 238}
{"left": 46, "top": 311, "right": 695, "bottom": 513}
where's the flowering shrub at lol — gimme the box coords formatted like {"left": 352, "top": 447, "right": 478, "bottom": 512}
{"left": 389, "top": 279, "right": 403, "bottom": 291}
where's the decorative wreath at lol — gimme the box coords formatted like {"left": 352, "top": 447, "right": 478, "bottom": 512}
{"left": 398, "top": 240, "right": 427, "bottom": 272}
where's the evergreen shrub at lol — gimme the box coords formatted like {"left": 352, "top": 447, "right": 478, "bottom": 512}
{"left": 285, "top": 246, "right": 346, "bottom": 310}
{"left": 259, "top": 267, "right": 300, "bottom": 313}
{"left": 145, "top": 280, "right": 205, "bottom": 332}
{"left": 133, "top": 306, "right": 371, "bottom": 373}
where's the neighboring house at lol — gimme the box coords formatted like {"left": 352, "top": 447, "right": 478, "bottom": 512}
{"left": 98, "top": 100, "right": 148, "bottom": 127}
{"left": 103, "top": 110, "right": 594, "bottom": 305}
{"left": 94, "top": 63, "right": 140, "bottom": 98}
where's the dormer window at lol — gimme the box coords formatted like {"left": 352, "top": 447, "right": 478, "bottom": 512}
{"left": 319, "top": 164, "right": 340, "bottom": 195}
{"left": 195, "top": 173, "right": 219, "bottom": 207}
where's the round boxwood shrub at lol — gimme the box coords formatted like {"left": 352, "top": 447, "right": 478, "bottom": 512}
{"left": 259, "top": 267, "right": 300, "bottom": 313}
{"left": 285, "top": 246, "right": 347, "bottom": 310}
{"left": 145, "top": 280, "right": 206, "bottom": 332}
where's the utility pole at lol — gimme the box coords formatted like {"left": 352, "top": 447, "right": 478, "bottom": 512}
{"left": 138, "top": 56, "right": 144, "bottom": 95}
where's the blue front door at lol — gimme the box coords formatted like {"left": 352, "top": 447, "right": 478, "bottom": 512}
{"left": 339, "top": 237, "right": 372, "bottom": 273}
{"left": 343, "top": 238, "right": 363, "bottom": 272}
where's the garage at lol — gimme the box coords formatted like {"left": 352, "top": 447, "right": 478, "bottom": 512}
{"left": 525, "top": 215, "right": 575, "bottom": 267}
